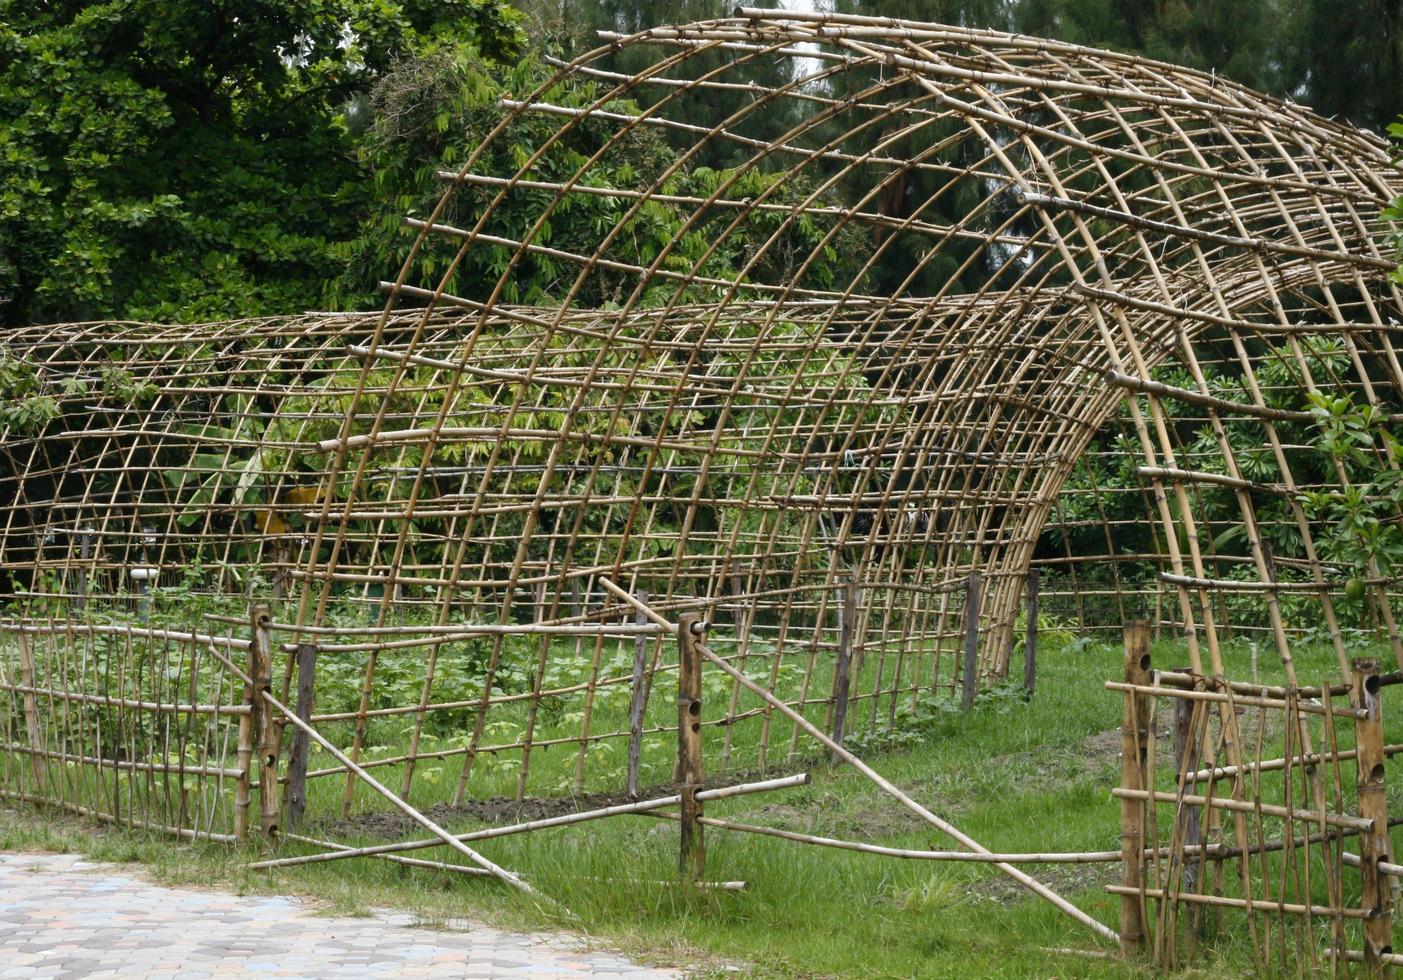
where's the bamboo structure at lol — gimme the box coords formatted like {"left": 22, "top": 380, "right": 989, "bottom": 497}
{"left": 1113, "top": 637, "right": 1401, "bottom": 973}
{"left": 1, "top": 8, "right": 1402, "bottom": 949}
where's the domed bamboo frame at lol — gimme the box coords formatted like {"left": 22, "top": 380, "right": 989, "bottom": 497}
{"left": 3, "top": 8, "right": 1403, "bottom": 818}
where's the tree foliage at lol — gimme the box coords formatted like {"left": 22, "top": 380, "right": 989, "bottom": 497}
{"left": 0, "top": 0, "right": 525, "bottom": 326}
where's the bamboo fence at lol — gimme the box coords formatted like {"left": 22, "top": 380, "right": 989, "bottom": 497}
{"left": 1114, "top": 621, "right": 1401, "bottom": 974}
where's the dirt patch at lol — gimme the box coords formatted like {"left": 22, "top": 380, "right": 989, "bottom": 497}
{"left": 965, "top": 860, "right": 1119, "bottom": 907}
{"left": 977, "top": 726, "right": 1127, "bottom": 802}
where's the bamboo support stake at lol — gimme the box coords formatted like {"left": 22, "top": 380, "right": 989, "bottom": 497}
{"left": 15, "top": 633, "right": 46, "bottom": 794}
{"left": 1024, "top": 569, "right": 1038, "bottom": 697}
{"left": 831, "top": 577, "right": 856, "bottom": 754}
{"left": 626, "top": 591, "right": 650, "bottom": 800}
{"left": 248, "top": 604, "right": 280, "bottom": 839}
{"left": 962, "top": 570, "right": 981, "bottom": 711}
{"left": 1120, "top": 621, "right": 1150, "bottom": 957}
{"left": 1353, "top": 656, "right": 1393, "bottom": 978}
{"left": 677, "top": 612, "right": 704, "bottom": 883}
{"left": 1172, "top": 683, "right": 1202, "bottom": 897}
{"left": 283, "top": 643, "right": 318, "bottom": 830}
{"left": 234, "top": 637, "right": 257, "bottom": 839}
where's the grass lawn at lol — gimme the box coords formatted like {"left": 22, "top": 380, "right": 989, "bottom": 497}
{"left": 2, "top": 626, "right": 1399, "bottom": 978}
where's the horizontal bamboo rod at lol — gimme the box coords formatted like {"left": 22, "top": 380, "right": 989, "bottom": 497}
{"left": 1327, "top": 949, "right": 1403, "bottom": 966}
{"left": 0, "top": 683, "right": 249, "bottom": 717}
{"left": 648, "top": 812, "right": 1122, "bottom": 863}
{"left": 1338, "top": 851, "right": 1403, "bottom": 877}
{"left": 1159, "top": 572, "right": 1384, "bottom": 593}
{"left": 1103, "top": 682, "right": 1368, "bottom": 719}
{"left": 0, "top": 742, "right": 244, "bottom": 779}
{"left": 0, "top": 621, "right": 250, "bottom": 650}
{"left": 1110, "top": 788, "right": 1372, "bottom": 831}
{"left": 1136, "top": 466, "right": 1261, "bottom": 493}
{"left": 0, "top": 789, "right": 238, "bottom": 843}
{"left": 203, "top": 614, "right": 667, "bottom": 638}
{"left": 282, "top": 834, "right": 495, "bottom": 876}
{"left": 1151, "top": 669, "right": 1403, "bottom": 700}
{"left": 281, "top": 832, "right": 746, "bottom": 888}
{"left": 1017, "top": 189, "right": 1394, "bottom": 270}
{"left": 1184, "top": 743, "right": 1403, "bottom": 784}
{"left": 246, "top": 773, "right": 811, "bottom": 871}
{"left": 1104, "top": 885, "right": 1367, "bottom": 919}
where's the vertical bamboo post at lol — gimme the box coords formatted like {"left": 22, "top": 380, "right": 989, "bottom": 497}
{"left": 831, "top": 577, "right": 857, "bottom": 755}
{"left": 626, "top": 590, "right": 650, "bottom": 800}
{"left": 16, "top": 633, "right": 46, "bottom": 794}
{"left": 1352, "top": 656, "right": 1392, "bottom": 978}
{"left": 73, "top": 529, "right": 92, "bottom": 613}
{"left": 962, "top": 570, "right": 982, "bottom": 711}
{"left": 677, "top": 612, "right": 704, "bottom": 883}
{"left": 1024, "top": 569, "right": 1039, "bottom": 697}
{"left": 1121, "top": 621, "right": 1151, "bottom": 956}
{"left": 1172, "top": 673, "right": 1201, "bottom": 896}
{"left": 283, "top": 642, "right": 318, "bottom": 830}
{"left": 235, "top": 664, "right": 255, "bottom": 838}
{"left": 248, "top": 603, "right": 280, "bottom": 839}
{"left": 270, "top": 542, "right": 290, "bottom": 601}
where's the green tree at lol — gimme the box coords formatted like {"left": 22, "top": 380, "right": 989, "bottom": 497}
{"left": 0, "top": 0, "right": 524, "bottom": 326}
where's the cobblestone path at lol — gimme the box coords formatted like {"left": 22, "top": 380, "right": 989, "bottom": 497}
{"left": 0, "top": 852, "right": 681, "bottom": 978}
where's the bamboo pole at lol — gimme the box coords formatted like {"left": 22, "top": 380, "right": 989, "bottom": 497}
{"left": 1023, "top": 569, "right": 1038, "bottom": 697}
{"left": 1172, "top": 684, "right": 1201, "bottom": 897}
{"left": 962, "top": 570, "right": 981, "bottom": 711}
{"left": 15, "top": 633, "right": 46, "bottom": 794}
{"left": 677, "top": 612, "right": 704, "bottom": 883}
{"left": 248, "top": 604, "right": 280, "bottom": 839}
{"left": 831, "top": 577, "right": 856, "bottom": 753}
{"left": 626, "top": 590, "right": 650, "bottom": 800}
{"left": 1109, "top": 789, "right": 1371, "bottom": 832}
{"left": 1119, "top": 622, "right": 1150, "bottom": 957}
{"left": 283, "top": 643, "right": 317, "bottom": 830}
{"left": 248, "top": 773, "right": 811, "bottom": 870}
{"left": 1353, "top": 657, "right": 1393, "bottom": 978}
{"left": 673, "top": 814, "right": 1122, "bottom": 863}
{"left": 1106, "top": 886, "right": 1369, "bottom": 920}
{"left": 1105, "top": 682, "right": 1368, "bottom": 720}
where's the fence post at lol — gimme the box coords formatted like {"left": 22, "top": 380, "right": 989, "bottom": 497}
{"left": 962, "top": 570, "right": 982, "bottom": 711}
{"left": 1120, "top": 621, "right": 1151, "bottom": 956}
{"left": 248, "top": 603, "right": 281, "bottom": 839}
{"left": 626, "top": 590, "right": 650, "bottom": 800}
{"left": 283, "top": 642, "right": 318, "bottom": 830}
{"left": 16, "top": 633, "right": 46, "bottom": 794}
{"left": 1172, "top": 670, "right": 1202, "bottom": 898}
{"left": 1352, "top": 656, "right": 1392, "bottom": 977}
{"left": 1023, "top": 569, "right": 1039, "bottom": 697}
{"left": 677, "top": 612, "right": 705, "bottom": 883}
{"left": 831, "top": 577, "right": 857, "bottom": 755}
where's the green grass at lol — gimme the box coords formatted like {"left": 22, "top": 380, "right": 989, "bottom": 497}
{"left": 7, "top": 627, "right": 1399, "bottom": 977}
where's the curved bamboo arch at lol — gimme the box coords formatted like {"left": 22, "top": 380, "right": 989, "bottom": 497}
{"left": 3, "top": 11, "right": 1403, "bottom": 804}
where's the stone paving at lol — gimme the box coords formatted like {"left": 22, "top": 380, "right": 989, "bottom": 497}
{"left": 0, "top": 852, "right": 681, "bottom": 978}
